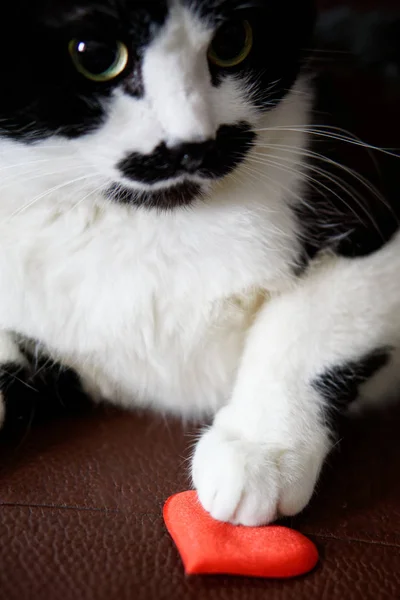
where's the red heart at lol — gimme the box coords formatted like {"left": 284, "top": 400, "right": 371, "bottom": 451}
{"left": 163, "top": 491, "right": 319, "bottom": 578}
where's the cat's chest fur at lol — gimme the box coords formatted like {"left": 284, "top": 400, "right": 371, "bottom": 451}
{"left": 0, "top": 175, "right": 301, "bottom": 415}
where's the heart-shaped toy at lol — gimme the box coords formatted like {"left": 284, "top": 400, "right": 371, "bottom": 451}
{"left": 163, "top": 491, "right": 319, "bottom": 578}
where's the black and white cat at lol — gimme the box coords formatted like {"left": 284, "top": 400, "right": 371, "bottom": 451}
{"left": 0, "top": 0, "right": 399, "bottom": 526}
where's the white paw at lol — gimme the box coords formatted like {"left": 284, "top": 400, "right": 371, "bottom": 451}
{"left": 192, "top": 423, "right": 329, "bottom": 526}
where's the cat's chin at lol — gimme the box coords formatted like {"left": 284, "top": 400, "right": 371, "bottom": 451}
{"left": 106, "top": 180, "right": 205, "bottom": 210}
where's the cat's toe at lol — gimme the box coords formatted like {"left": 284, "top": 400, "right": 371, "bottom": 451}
{"left": 192, "top": 426, "right": 280, "bottom": 526}
{"left": 192, "top": 424, "right": 327, "bottom": 526}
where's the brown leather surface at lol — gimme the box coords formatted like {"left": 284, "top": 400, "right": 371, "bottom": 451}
{"left": 1, "top": 405, "right": 400, "bottom": 600}
{"left": 1, "top": 1, "right": 400, "bottom": 599}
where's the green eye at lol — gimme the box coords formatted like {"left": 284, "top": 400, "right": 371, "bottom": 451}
{"left": 208, "top": 20, "right": 253, "bottom": 68}
{"left": 69, "top": 39, "right": 129, "bottom": 82}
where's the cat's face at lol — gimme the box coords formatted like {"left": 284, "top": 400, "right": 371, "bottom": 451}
{"left": 0, "top": 0, "right": 315, "bottom": 209}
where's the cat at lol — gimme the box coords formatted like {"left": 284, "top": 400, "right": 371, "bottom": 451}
{"left": 0, "top": 0, "right": 399, "bottom": 526}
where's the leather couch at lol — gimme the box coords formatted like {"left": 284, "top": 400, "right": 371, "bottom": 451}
{"left": 1, "top": 1, "right": 399, "bottom": 598}
{"left": 2, "top": 404, "right": 400, "bottom": 600}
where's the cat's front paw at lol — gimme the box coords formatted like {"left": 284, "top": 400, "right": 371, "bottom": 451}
{"left": 192, "top": 420, "right": 329, "bottom": 526}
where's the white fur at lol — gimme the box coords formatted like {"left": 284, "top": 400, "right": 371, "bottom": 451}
{"left": 193, "top": 244, "right": 400, "bottom": 524}
{"left": 0, "top": 3, "right": 399, "bottom": 525}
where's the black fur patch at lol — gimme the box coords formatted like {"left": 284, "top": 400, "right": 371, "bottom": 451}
{"left": 0, "top": 1, "right": 168, "bottom": 141}
{"left": 193, "top": 0, "right": 316, "bottom": 107}
{"left": 117, "top": 122, "right": 256, "bottom": 185}
{"left": 0, "top": 0, "right": 314, "bottom": 143}
{"left": 313, "top": 349, "right": 390, "bottom": 426}
{"left": 107, "top": 180, "right": 203, "bottom": 211}
{"left": 0, "top": 359, "right": 91, "bottom": 439}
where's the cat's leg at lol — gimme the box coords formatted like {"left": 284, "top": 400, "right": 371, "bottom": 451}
{"left": 192, "top": 238, "right": 400, "bottom": 525}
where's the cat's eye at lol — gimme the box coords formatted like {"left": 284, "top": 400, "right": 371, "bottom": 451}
{"left": 208, "top": 20, "right": 253, "bottom": 68}
{"left": 69, "top": 39, "right": 129, "bottom": 82}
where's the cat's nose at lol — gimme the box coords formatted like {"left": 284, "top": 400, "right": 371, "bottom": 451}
{"left": 170, "top": 140, "right": 215, "bottom": 174}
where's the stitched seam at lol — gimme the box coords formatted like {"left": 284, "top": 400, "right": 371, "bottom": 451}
{"left": 0, "top": 502, "right": 120, "bottom": 513}
{"left": 2, "top": 504, "right": 400, "bottom": 549}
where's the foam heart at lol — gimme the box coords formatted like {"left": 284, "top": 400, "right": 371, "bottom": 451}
{"left": 163, "top": 491, "right": 319, "bottom": 578}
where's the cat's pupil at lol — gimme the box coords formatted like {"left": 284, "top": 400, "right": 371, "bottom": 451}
{"left": 76, "top": 40, "right": 118, "bottom": 75}
{"left": 211, "top": 21, "right": 248, "bottom": 61}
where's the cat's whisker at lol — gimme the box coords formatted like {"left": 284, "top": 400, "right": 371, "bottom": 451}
{"left": 0, "top": 164, "right": 90, "bottom": 191}
{"left": 240, "top": 158, "right": 308, "bottom": 202}
{"left": 246, "top": 155, "right": 348, "bottom": 212}
{"left": 247, "top": 154, "right": 362, "bottom": 213}
{"left": 305, "top": 48, "right": 350, "bottom": 55}
{"left": 249, "top": 148, "right": 382, "bottom": 216}
{"left": 251, "top": 144, "right": 393, "bottom": 213}
{"left": 235, "top": 158, "right": 283, "bottom": 197}
{"left": 0, "top": 156, "right": 77, "bottom": 174}
{"left": 5, "top": 174, "right": 99, "bottom": 222}
{"left": 66, "top": 181, "right": 110, "bottom": 215}
{"left": 245, "top": 154, "right": 384, "bottom": 238}
{"left": 254, "top": 145, "right": 398, "bottom": 227}
{"left": 253, "top": 124, "right": 400, "bottom": 158}
{"left": 236, "top": 163, "right": 306, "bottom": 247}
